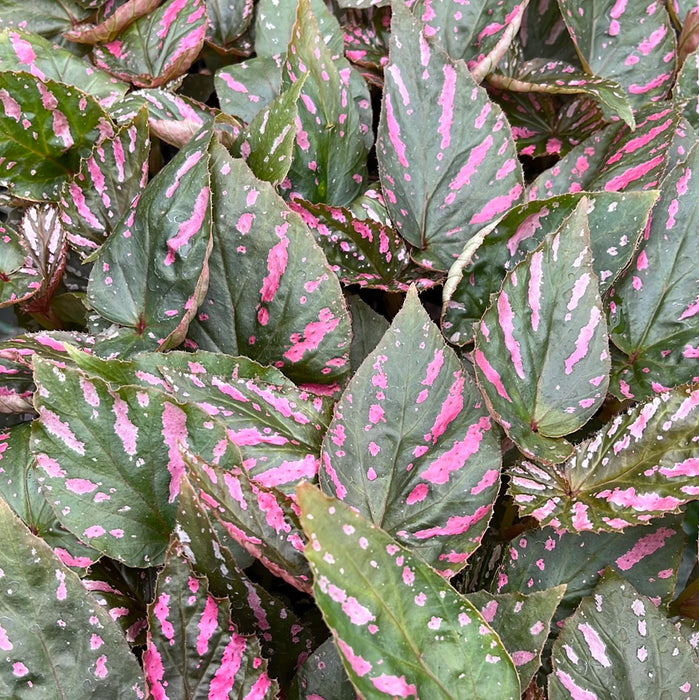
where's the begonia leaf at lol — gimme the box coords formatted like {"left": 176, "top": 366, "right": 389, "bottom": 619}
{"left": 0, "top": 222, "right": 41, "bottom": 309}
{"left": 0, "top": 0, "right": 91, "bottom": 43}
{"left": 205, "top": 0, "right": 254, "bottom": 52}
{"left": 288, "top": 636, "right": 356, "bottom": 700}
{"left": 63, "top": 0, "right": 162, "bottom": 44}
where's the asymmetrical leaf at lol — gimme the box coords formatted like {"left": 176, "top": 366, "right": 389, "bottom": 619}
{"left": 205, "top": 0, "right": 254, "bottom": 51}
{"left": 608, "top": 144, "right": 699, "bottom": 400}
{"left": 92, "top": 0, "right": 207, "bottom": 88}
{"left": 377, "top": 3, "right": 524, "bottom": 271}
{"left": 0, "top": 498, "right": 143, "bottom": 698}
{"left": 87, "top": 128, "right": 212, "bottom": 355}
{"left": 298, "top": 483, "right": 521, "bottom": 700}
{"left": 557, "top": 0, "right": 677, "bottom": 110}
{"left": 549, "top": 570, "right": 699, "bottom": 700}
{"left": 144, "top": 548, "right": 278, "bottom": 699}
{"left": 473, "top": 199, "right": 609, "bottom": 464}
{"left": 443, "top": 191, "right": 658, "bottom": 344}
{"left": 509, "top": 384, "right": 699, "bottom": 531}
{"left": 64, "top": 0, "right": 162, "bottom": 44}
{"left": 320, "top": 287, "right": 502, "bottom": 575}
{"left": 0, "top": 72, "right": 110, "bottom": 200}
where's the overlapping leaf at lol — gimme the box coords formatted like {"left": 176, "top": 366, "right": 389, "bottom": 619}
{"left": 473, "top": 199, "right": 609, "bottom": 464}
{"left": 608, "top": 143, "right": 699, "bottom": 400}
{"left": 0, "top": 0, "right": 91, "bottom": 43}
{"left": 519, "top": 0, "right": 579, "bottom": 63}
{"left": 549, "top": 570, "right": 699, "bottom": 699}
{"left": 509, "top": 384, "right": 699, "bottom": 531}
{"left": 377, "top": 3, "right": 524, "bottom": 271}
{"left": 320, "top": 288, "right": 501, "bottom": 575}
{"left": 205, "top": 0, "right": 254, "bottom": 52}
{"left": 298, "top": 483, "right": 520, "bottom": 700}
{"left": 443, "top": 191, "right": 658, "bottom": 344}
{"left": 675, "top": 47, "right": 699, "bottom": 131}
{"left": 0, "top": 222, "right": 40, "bottom": 309}
{"left": 0, "top": 498, "right": 143, "bottom": 698}
{"left": 64, "top": 0, "right": 162, "bottom": 44}
{"left": 87, "top": 128, "right": 212, "bottom": 355}
{"left": 0, "top": 72, "right": 110, "bottom": 200}
{"left": 144, "top": 547, "right": 278, "bottom": 699}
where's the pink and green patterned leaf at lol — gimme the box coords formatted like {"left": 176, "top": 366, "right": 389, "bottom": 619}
{"left": 494, "top": 514, "right": 686, "bottom": 621}
{"left": 465, "top": 586, "right": 566, "bottom": 689}
{"left": 87, "top": 128, "right": 212, "bottom": 356}
{"left": 0, "top": 28, "right": 127, "bottom": 107}
{"left": 347, "top": 295, "right": 390, "bottom": 373}
{"left": 509, "top": 383, "right": 699, "bottom": 531}
{"left": 288, "top": 636, "right": 356, "bottom": 700}
{"left": 288, "top": 198, "right": 409, "bottom": 288}
{"left": 608, "top": 143, "right": 699, "bottom": 400}
{"left": 549, "top": 569, "right": 699, "bottom": 700}
{"left": 519, "top": 0, "right": 578, "bottom": 63}
{"left": 557, "top": 0, "right": 677, "bottom": 110}
{"left": 377, "top": 2, "right": 524, "bottom": 271}
{"left": 92, "top": 0, "right": 207, "bottom": 88}
{"left": 156, "top": 350, "right": 332, "bottom": 493}
{"left": 0, "top": 72, "right": 111, "bottom": 201}
{"left": 297, "top": 483, "right": 521, "bottom": 700}
{"left": 670, "top": 0, "right": 699, "bottom": 25}
{"left": 473, "top": 199, "right": 609, "bottom": 464}
{"left": 442, "top": 191, "right": 658, "bottom": 344}
{"left": 343, "top": 13, "right": 390, "bottom": 71}
{"left": 59, "top": 108, "right": 150, "bottom": 259}
{"left": 337, "top": 0, "right": 389, "bottom": 8}
{"left": 528, "top": 106, "right": 681, "bottom": 199}
{"left": 64, "top": 0, "right": 162, "bottom": 44}
{"left": 144, "top": 546, "right": 278, "bottom": 699}
{"left": 320, "top": 287, "right": 502, "bottom": 576}
{"left": 0, "top": 1, "right": 90, "bottom": 41}
{"left": 281, "top": 0, "right": 368, "bottom": 206}
{"left": 185, "top": 451, "right": 312, "bottom": 592}
{"left": 0, "top": 498, "right": 144, "bottom": 698}
{"left": 191, "top": 141, "right": 351, "bottom": 386}
{"left": 674, "top": 47, "right": 699, "bottom": 131}
{"left": 30, "top": 358, "right": 241, "bottom": 567}
{"left": 205, "top": 0, "right": 254, "bottom": 52}
{"left": 0, "top": 221, "right": 41, "bottom": 308}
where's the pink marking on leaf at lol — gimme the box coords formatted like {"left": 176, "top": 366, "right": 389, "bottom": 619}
{"left": 52, "top": 111, "right": 73, "bottom": 149}
{"left": 55, "top": 569, "right": 67, "bottom": 600}
{"left": 259, "top": 236, "right": 289, "bottom": 303}
{"left": 384, "top": 93, "right": 409, "bottom": 168}
{"left": 555, "top": 669, "right": 597, "bottom": 700}
{"left": 498, "top": 292, "right": 525, "bottom": 379}
{"left": 40, "top": 408, "right": 85, "bottom": 455}
{"left": 284, "top": 308, "right": 341, "bottom": 362}
{"left": 428, "top": 373, "right": 466, "bottom": 442}
{"left": 448, "top": 136, "right": 493, "bottom": 192}
{"left": 637, "top": 26, "right": 667, "bottom": 55}
{"left": 628, "top": 73, "right": 672, "bottom": 94}
{"left": 437, "top": 64, "right": 456, "bottom": 150}
{"left": 208, "top": 633, "right": 247, "bottom": 698}
{"left": 257, "top": 491, "right": 291, "bottom": 534}
{"left": 12, "top": 662, "right": 28, "bottom": 677}
{"left": 368, "top": 404, "right": 385, "bottom": 424}
{"left": 615, "top": 527, "right": 676, "bottom": 571}
{"left": 572, "top": 502, "right": 593, "bottom": 531}
{"left": 0, "top": 624, "right": 12, "bottom": 651}
{"left": 512, "top": 650, "right": 536, "bottom": 666}
{"left": 597, "top": 487, "right": 681, "bottom": 512}
{"left": 564, "top": 306, "right": 601, "bottom": 375}
{"left": 679, "top": 295, "right": 699, "bottom": 320}
{"left": 568, "top": 273, "right": 590, "bottom": 312}
{"left": 94, "top": 655, "right": 108, "bottom": 679}
{"left": 659, "top": 457, "right": 699, "bottom": 477}
{"left": 469, "top": 184, "right": 523, "bottom": 224}
{"left": 603, "top": 155, "right": 665, "bottom": 190}
{"left": 65, "top": 478, "right": 98, "bottom": 495}
{"left": 528, "top": 250, "right": 544, "bottom": 331}
{"left": 422, "top": 349, "right": 444, "bottom": 387}
{"left": 371, "top": 674, "right": 417, "bottom": 697}
{"left": 578, "top": 623, "right": 610, "bottom": 666}
{"left": 84, "top": 525, "right": 106, "bottom": 538}
{"left": 113, "top": 396, "right": 138, "bottom": 456}
{"left": 164, "top": 186, "right": 209, "bottom": 266}
{"left": 387, "top": 64, "right": 410, "bottom": 106}
{"left": 471, "top": 468, "right": 499, "bottom": 495}
{"left": 196, "top": 595, "right": 218, "bottom": 655}
{"left": 54, "top": 548, "right": 93, "bottom": 568}
{"left": 336, "top": 638, "right": 372, "bottom": 676}
{"left": 474, "top": 349, "right": 512, "bottom": 401}
{"left": 161, "top": 402, "right": 188, "bottom": 503}
{"left": 153, "top": 592, "right": 175, "bottom": 643}
{"left": 0, "top": 89, "right": 20, "bottom": 121}
{"left": 414, "top": 504, "right": 490, "bottom": 538}
{"left": 36, "top": 453, "right": 65, "bottom": 478}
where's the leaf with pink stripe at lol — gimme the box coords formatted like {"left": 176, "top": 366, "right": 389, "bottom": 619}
{"left": 509, "top": 383, "right": 699, "bottom": 531}
{"left": 377, "top": 2, "right": 524, "bottom": 271}
{"left": 297, "top": 483, "right": 521, "bottom": 700}
{"left": 320, "top": 287, "right": 502, "bottom": 576}
{"left": 64, "top": 0, "right": 161, "bottom": 45}
{"left": 473, "top": 198, "right": 609, "bottom": 464}
{"left": 144, "top": 545, "right": 278, "bottom": 699}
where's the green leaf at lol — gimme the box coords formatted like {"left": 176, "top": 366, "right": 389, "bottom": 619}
{"left": 509, "top": 384, "right": 699, "bottom": 531}
{"left": 0, "top": 72, "right": 110, "bottom": 200}
{"left": 0, "top": 497, "right": 143, "bottom": 698}
{"left": 205, "top": 0, "right": 254, "bottom": 52}
{"left": 144, "top": 547, "right": 278, "bottom": 699}
{"left": 298, "top": 483, "right": 520, "bottom": 699}
{"left": 288, "top": 637, "right": 356, "bottom": 700}
{"left": 92, "top": 0, "right": 207, "bottom": 88}
{"left": 675, "top": 48, "right": 699, "bottom": 131}
{"left": 64, "top": 0, "right": 162, "bottom": 44}
{"left": 87, "top": 128, "right": 212, "bottom": 355}
{"left": 473, "top": 199, "right": 609, "bottom": 464}
{"left": 549, "top": 569, "right": 699, "bottom": 699}
{"left": 377, "top": 2, "right": 524, "bottom": 271}
{"left": 608, "top": 143, "right": 699, "bottom": 400}
{"left": 557, "top": 0, "right": 677, "bottom": 110}
{"left": 321, "top": 287, "right": 501, "bottom": 575}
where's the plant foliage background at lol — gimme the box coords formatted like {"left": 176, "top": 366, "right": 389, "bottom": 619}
{"left": 0, "top": 0, "right": 697, "bottom": 697}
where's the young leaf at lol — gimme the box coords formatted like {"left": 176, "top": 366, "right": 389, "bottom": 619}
{"left": 377, "top": 2, "right": 524, "bottom": 271}
{"left": 509, "top": 384, "right": 699, "bottom": 531}
{"left": 608, "top": 143, "right": 699, "bottom": 400}
{"left": 320, "top": 287, "right": 502, "bottom": 575}
{"left": 87, "top": 128, "right": 212, "bottom": 355}
{"left": 92, "top": 0, "right": 207, "bottom": 88}
{"left": 144, "top": 547, "right": 278, "bottom": 699}
{"left": 297, "top": 483, "right": 521, "bottom": 700}
{"left": 473, "top": 199, "right": 609, "bottom": 464}
{"left": 549, "top": 569, "right": 699, "bottom": 699}
{"left": 0, "top": 72, "right": 110, "bottom": 200}
{"left": 0, "top": 498, "right": 143, "bottom": 698}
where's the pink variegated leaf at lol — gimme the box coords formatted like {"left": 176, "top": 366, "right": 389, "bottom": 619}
{"left": 297, "top": 483, "right": 521, "bottom": 700}
{"left": 205, "top": 0, "right": 254, "bottom": 52}
{"left": 473, "top": 199, "right": 610, "bottom": 465}
{"left": 87, "top": 128, "right": 213, "bottom": 356}
{"left": 320, "top": 287, "right": 502, "bottom": 576}
{"left": 64, "top": 0, "right": 162, "bottom": 44}
{"left": 0, "top": 221, "right": 42, "bottom": 309}
{"left": 669, "top": 0, "right": 699, "bottom": 25}
{"left": 144, "top": 546, "right": 278, "bottom": 699}
{"left": 31, "top": 358, "right": 242, "bottom": 567}
{"left": 377, "top": 2, "right": 524, "bottom": 271}
{"left": 92, "top": 0, "right": 207, "bottom": 88}
{"left": 509, "top": 384, "right": 699, "bottom": 531}
{"left": 549, "top": 570, "right": 699, "bottom": 699}
{"left": 674, "top": 47, "right": 699, "bottom": 131}
{"left": 0, "top": 498, "right": 144, "bottom": 698}
{"left": 557, "top": 0, "right": 677, "bottom": 110}
{"left": 608, "top": 143, "right": 699, "bottom": 400}
{"left": 0, "top": 1, "right": 91, "bottom": 42}
{"left": 343, "top": 11, "right": 390, "bottom": 71}
{"left": 59, "top": 109, "right": 150, "bottom": 259}
{"left": 288, "top": 637, "right": 357, "bottom": 699}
